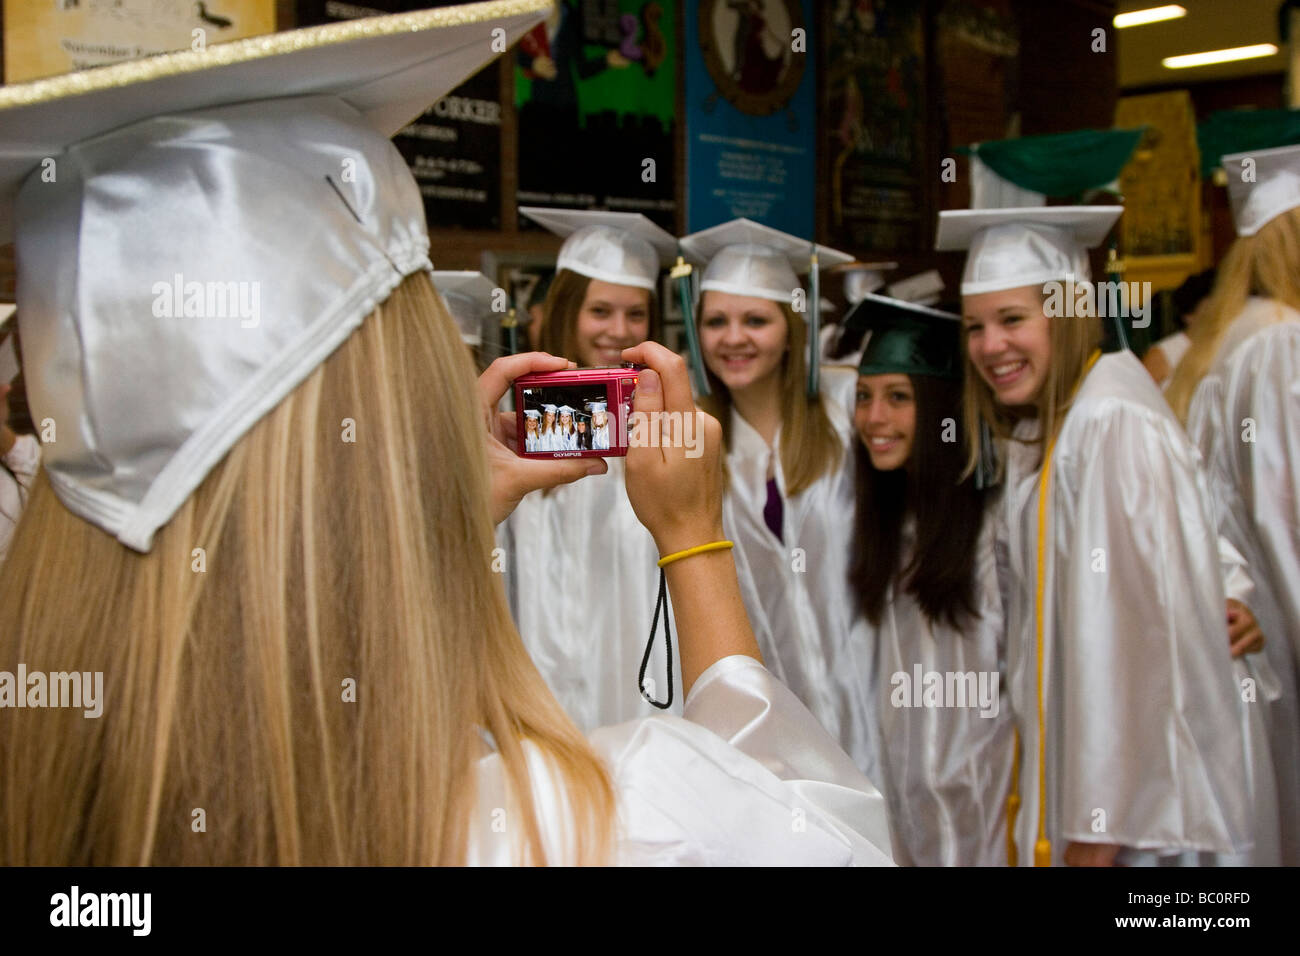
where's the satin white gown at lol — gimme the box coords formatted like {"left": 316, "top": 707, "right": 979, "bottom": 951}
{"left": 467, "top": 655, "right": 895, "bottom": 865}
{"left": 722, "top": 366, "right": 882, "bottom": 784}
{"left": 502, "top": 456, "right": 683, "bottom": 729}
{"left": 871, "top": 502, "right": 1016, "bottom": 866}
{"left": 996, "top": 351, "right": 1251, "bottom": 865}
{"left": 1186, "top": 296, "right": 1300, "bottom": 865}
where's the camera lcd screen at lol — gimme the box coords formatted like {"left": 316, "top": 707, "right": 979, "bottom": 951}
{"left": 521, "top": 384, "right": 615, "bottom": 453}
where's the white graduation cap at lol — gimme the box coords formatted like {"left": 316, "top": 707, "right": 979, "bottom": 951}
{"left": 587, "top": 400, "right": 607, "bottom": 413}
{"left": 679, "top": 218, "right": 853, "bottom": 304}
{"left": 1223, "top": 145, "right": 1300, "bottom": 237}
{"left": 432, "top": 270, "right": 497, "bottom": 347}
{"left": 832, "top": 261, "right": 898, "bottom": 305}
{"left": 0, "top": 0, "right": 549, "bottom": 552}
{"left": 519, "top": 207, "right": 677, "bottom": 291}
{"left": 523, "top": 408, "right": 541, "bottom": 419}
{"left": 541, "top": 403, "right": 559, "bottom": 414}
{"left": 936, "top": 206, "right": 1122, "bottom": 295}
{"left": 557, "top": 405, "right": 575, "bottom": 416}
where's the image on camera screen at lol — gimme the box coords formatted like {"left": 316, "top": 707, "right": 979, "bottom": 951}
{"left": 521, "top": 385, "right": 615, "bottom": 453}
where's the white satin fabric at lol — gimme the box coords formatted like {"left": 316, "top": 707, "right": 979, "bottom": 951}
{"left": 14, "top": 95, "right": 429, "bottom": 552}
{"left": 1186, "top": 296, "right": 1300, "bottom": 864}
{"left": 0, "top": 434, "right": 41, "bottom": 563}
{"left": 871, "top": 502, "right": 1016, "bottom": 866}
{"left": 997, "top": 352, "right": 1251, "bottom": 864}
{"left": 467, "top": 655, "right": 895, "bottom": 865}
{"left": 501, "top": 457, "right": 683, "bottom": 729}
{"left": 723, "top": 366, "right": 882, "bottom": 783}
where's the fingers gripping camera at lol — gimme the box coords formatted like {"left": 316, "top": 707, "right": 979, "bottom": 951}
{"left": 514, "top": 363, "right": 705, "bottom": 459}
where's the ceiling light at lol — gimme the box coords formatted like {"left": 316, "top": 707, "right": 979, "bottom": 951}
{"left": 1114, "top": 5, "right": 1186, "bottom": 29}
{"left": 1163, "top": 44, "right": 1280, "bottom": 69}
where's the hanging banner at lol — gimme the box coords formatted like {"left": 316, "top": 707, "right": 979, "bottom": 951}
{"left": 296, "top": 0, "right": 504, "bottom": 230}
{"left": 823, "top": 0, "right": 926, "bottom": 252}
{"left": 4, "top": 0, "right": 276, "bottom": 83}
{"left": 683, "top": 0, "right": 815, "bottom": 235}
{"left": 514, "top": 0, "right": 676, "bottom": 230}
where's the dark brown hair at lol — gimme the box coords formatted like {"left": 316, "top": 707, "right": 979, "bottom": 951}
{"left": 851, "top": 374, "right": 985, "bottom": 629}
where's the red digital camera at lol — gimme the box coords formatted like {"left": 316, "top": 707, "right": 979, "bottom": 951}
{"left": 514, "top": 364, "right": 642, "bottom": 459}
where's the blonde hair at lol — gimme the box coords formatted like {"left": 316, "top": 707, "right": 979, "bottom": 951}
{"left": 961, "top": 285, "right": 1103, "bottom": 478}
{"left": 699, "top": 297, "right": 842, "bottom": 497}
{"left": 0, "top": 271, "right": 614, "bottom": 865}
{"left": 1165, "top": 207, "right": 1300, "bottom": 422}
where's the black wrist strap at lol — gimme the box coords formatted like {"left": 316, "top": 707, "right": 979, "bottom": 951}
{"left": 638, "top": 568, "right": 674, "bottom": 709}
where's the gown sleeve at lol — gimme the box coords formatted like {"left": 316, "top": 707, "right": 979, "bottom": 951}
{"left": 469, "top": 656, "right": 897, "bottom": 866}
{"left": 1232, "top": 323, "right": 1300, "bottom": 664}
{"left": 1052, "top": 398, "right": 1252, "bottom": 854}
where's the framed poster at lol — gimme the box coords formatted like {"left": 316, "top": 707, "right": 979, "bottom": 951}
{"left": 515, "top": 0, "right": 677, "bottom": 229}
{"left": 4, "top": 0, "right": 276, "bottom": 83}
{"left": 683, "top": 0, "right": 815, "bottom": 235}
{"left": 823, "top": 0, "right": 926, "bottom": 252}
{"left": 297, "top": 0, "right": 504, "bottom": 230}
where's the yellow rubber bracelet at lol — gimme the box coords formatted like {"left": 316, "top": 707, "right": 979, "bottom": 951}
{"left": 656, "top": 540, "right": 734, "bottom": 568}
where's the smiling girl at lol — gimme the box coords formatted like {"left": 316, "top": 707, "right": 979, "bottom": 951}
{"left": 939, "top": 206, "right": 1250, "bottom": 866}
{"left": 503, "top": 210, "right": 685, "bottom": 729}
{"left": 845, "top": 294, "right": 1014, "bottom": 866}
{"left": 679, "top": 219, "right": 882, "bottom": 781}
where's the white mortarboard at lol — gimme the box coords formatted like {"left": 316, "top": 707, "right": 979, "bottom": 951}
{"left": 679, "top": 218, "right": 853, "bottom": 304}
{"left": 432, "top": 270, "right": 497, "bottom": 347}
{"left": 542, "top": 404, "right": 558, "bottom": 414}
{"left": 936, "top": 206, "right": 1122, "bottom": 295}
{"left": 0, "top": 1, "right": 548, "bottom": 552}
{"left": 519, "top": 207, "right": 677, "bottom": 291}
{"left": 1223, "top": 145, "right": 1300, "bottom": 237}
{"left": 887, "top": 269, "right": 945, "bottom": 306}
{"left": 832, "top": 261, "right": 898, "bottom": 305}
{"left": 524, "top": 408, "right": 541, "bottom": 419}
{"left": 587, "top": 401, "right": 607, "bottom": 413}
{"left": 557, "top": 405, "right": 575, "bottom": 415}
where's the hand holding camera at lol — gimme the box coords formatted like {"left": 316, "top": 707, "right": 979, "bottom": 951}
{"left": 619, "top": 342, "right": 725, "bottom": 557}
{"left": 479, "top": 351, "right": 607, "bottom": 525}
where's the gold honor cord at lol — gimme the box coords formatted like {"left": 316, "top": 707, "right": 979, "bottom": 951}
{"left": 1007, "top": 348, "right": 1102, "bottom": 867}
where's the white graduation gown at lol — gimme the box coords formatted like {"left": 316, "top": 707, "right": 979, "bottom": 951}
{"left": 722, "top": 366, "right": 881, "bottom": 783}
{"left": 1186, "top": 296, "right": 1300, "bottom": 865}
{"left": 502, "top": 457, "right": 682, "bottom": 729}
{"left": 872, "top": 501, "right": 1016, "bottom": 866}
{"left": 592, "top": 425, "right": 610, "bottom": 450}
{"left": 467, "top": 655, "right": 895, "bottom": 865}
{"left": 997, "top": 351, "right": 1251, "bottom": 865}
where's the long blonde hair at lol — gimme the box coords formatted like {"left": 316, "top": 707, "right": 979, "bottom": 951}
{"left": 0, "top": 270, "right": 614, "bottom": 865}
{"left": 1165, "top": 207, "right": 1300, "bottom": 422}
{"left": 961, "top": 285, "right": 1102, "bottom": 478}
{"left": 699, "top": 298, "right": 842, "bottom": 496}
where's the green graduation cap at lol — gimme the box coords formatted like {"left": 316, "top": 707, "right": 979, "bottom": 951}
{"left": 844, "top": 293, "right": 962, "bottom": 381}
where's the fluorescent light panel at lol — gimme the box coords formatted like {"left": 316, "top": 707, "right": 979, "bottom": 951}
{"left": 1162, "top": 44, "right": 1280, "bottom": 69}
{"left": 1114, "top": 5, "right": 1186, "bottom": 29}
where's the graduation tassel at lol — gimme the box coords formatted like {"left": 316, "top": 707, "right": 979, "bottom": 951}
{"left": 673, "top": 254, "right": 710, "bottom": 397}
{"left": 1105, "top": 242, "right": 1129, "bottom": 352}
{"left": 806, "top": 245, "right": 820, "bottom": 399}
{"left": 502, "top": 306, "right": 519, "bottom": 356}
